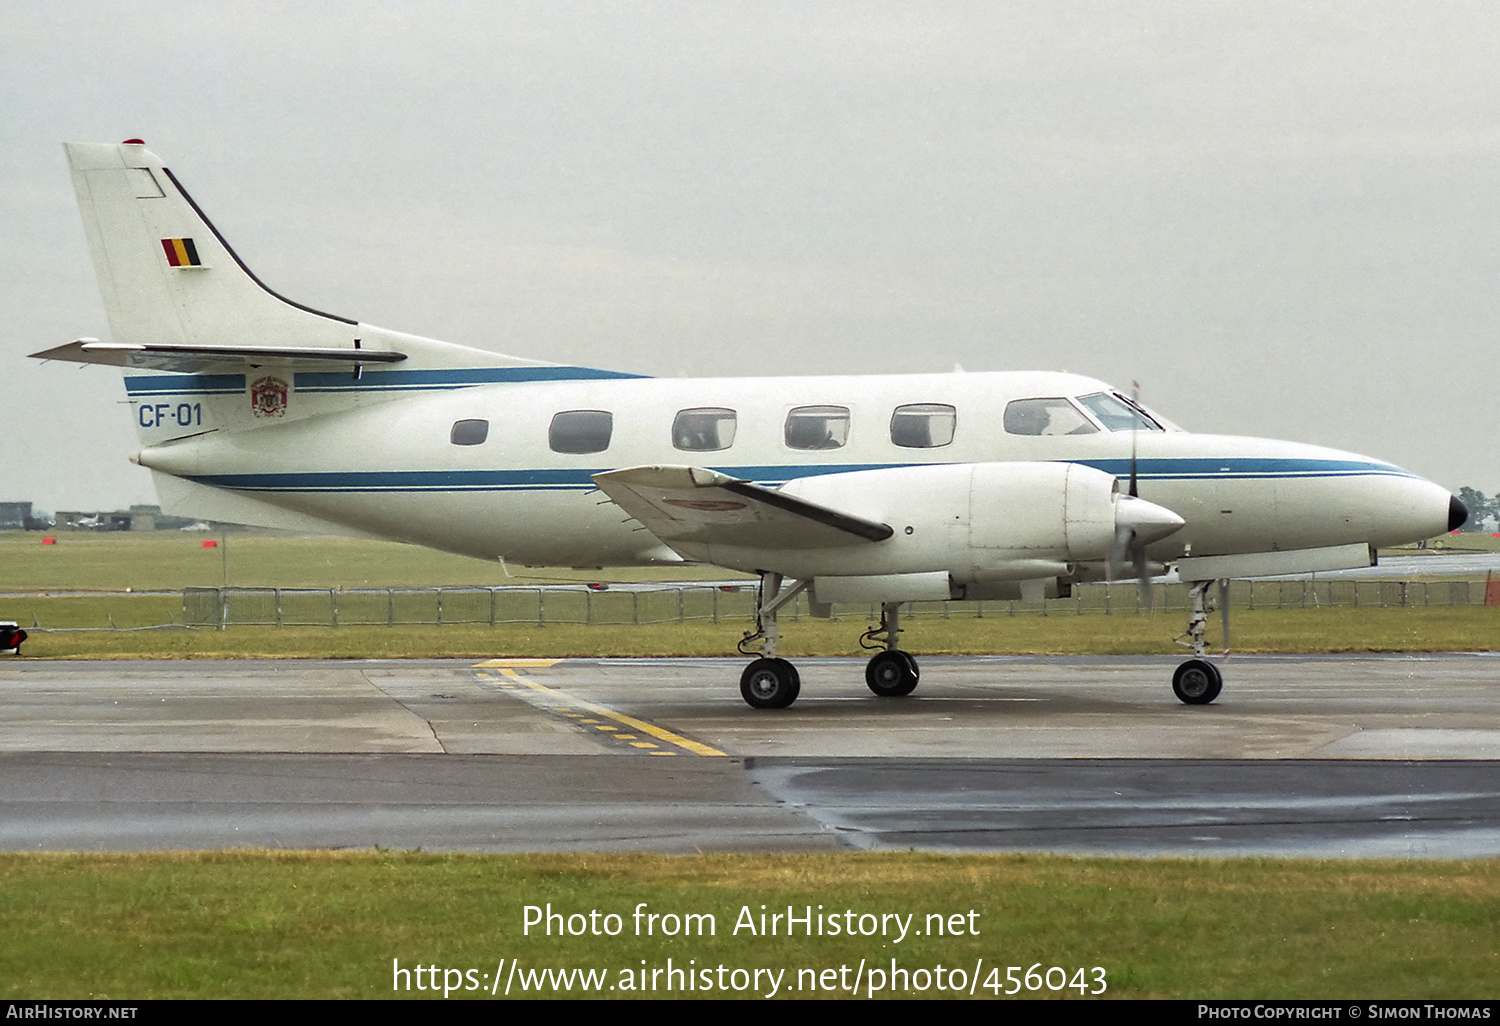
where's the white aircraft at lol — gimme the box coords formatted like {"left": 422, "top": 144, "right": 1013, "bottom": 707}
{"left": 34, "top": 140, "right": 1467, "bottom": 709}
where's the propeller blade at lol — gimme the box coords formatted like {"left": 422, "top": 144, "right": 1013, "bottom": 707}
{"left": 1109, "top": 492, "right": 1182, "bottom": 608}
{"left": 1134, "top": 538, "right": 1153, "bottom": 610}
{"left": 1106, "top": 524, "right": 1132, "bottom": 584}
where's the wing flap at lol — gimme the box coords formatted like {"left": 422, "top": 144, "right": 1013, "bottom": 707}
{"left": 592, "top": 465, "right": 893, "bottom": 552}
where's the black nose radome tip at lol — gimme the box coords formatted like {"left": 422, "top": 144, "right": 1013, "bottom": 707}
{"left": 1449, "top": 494, "right": 1468, "bottom": 532}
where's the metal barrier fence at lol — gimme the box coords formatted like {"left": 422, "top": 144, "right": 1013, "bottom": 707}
{"left": 183, "top": 584, "right": 763, "bottom": 628}
{"left": 182, "top": 577, "right": 1494, "bottom": 628}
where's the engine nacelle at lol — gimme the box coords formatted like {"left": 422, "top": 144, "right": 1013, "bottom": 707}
{"left": 776, "top": 461, "right": 1181, "bottom": 587}
{"left": 964, "top": 461, "right": 1118, "bottom": 561}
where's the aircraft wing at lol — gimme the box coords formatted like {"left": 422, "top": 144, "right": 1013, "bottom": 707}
{"left": 592, "top": 465, "right": 893, "bottom": 552}
{"left": 30, "top": 339, "right": 406, "bottom": 374}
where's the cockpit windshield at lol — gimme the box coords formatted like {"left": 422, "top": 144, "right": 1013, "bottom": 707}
{"left": 1002, "top": 398, "right": 1097, "bottom": 436}
{"left": 1075, "top": 392, "right": 1164, "bottom": 432}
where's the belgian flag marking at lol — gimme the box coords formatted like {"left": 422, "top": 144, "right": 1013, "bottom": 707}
{"left": 161, "top": 238, "right": 201, "bottom": 267}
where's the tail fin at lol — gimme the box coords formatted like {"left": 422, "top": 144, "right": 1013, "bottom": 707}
{"left": 38, "top": 140, "right": 560, "bottom": 378}
{"left": 31, "top": 141, "right": 611, "bottom": 436}
{"left": 59, "top": 140, "right": 371, "bottom": 355}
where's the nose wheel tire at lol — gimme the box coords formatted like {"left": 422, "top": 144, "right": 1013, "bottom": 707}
{"left": 866, "top": 650, "right": 920, "bottom": 697}
{"left": 1172, "top": 659, "right": 1222, "bottom": 705}
{"left": 740, "top": 657, "right": 801, "bottom": 709}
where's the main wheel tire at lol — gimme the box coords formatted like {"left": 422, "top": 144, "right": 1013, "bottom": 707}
{"left": 866, "top": 650, "right": 919, "bottom": 697}
{"left": 1172, "top": 658, "right": 1223, "bottom": 705}
{"left": 740, "top": 657, "right": 801, "bottom": 709}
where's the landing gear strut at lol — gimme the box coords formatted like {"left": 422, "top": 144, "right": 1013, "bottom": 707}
{"left": 861, "top": 602, "right": 919, "bottom": 697}
{"left": 737, "top": 573, "right": 807, "bottom": 709}
{"left": 1172, "top": 579, "right": 1226, "bottom": 704}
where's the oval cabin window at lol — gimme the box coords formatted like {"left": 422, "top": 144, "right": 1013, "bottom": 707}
{"left": 784, "top": 406, "right": 850, "bottom": 450}
{"left": 890, "top": 404, "right": 956, "bottom": 448}
{"left": 450, "top": 419, "right": 489, "bottom": 446}
{"left": 549, "top": 410, "right": 614, "bottom": 454}
{"left": 673, "top": 408, "right": 737, "bottom": 452}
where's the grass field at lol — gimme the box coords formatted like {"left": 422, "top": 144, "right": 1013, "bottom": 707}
{"left": 1396, "top": 533, "right": 1500, "bottom": 553}
{"left": 0, "top": 530, "right": 749, "bottom": 592}
{"left": 2, "top": 851, "right": 1496, "bottom": 1000}
{"left": 6, "top": 528, "right": 1496, "bottom": 593}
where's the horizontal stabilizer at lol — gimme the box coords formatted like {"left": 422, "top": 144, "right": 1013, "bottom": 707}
{"left": 30, "top": 339, "right": 406, "bottom": 374}
{"left": 592, "top": 465, "right": 893, "bottom": 554}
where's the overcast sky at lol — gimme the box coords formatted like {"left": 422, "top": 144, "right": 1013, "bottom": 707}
{"left": 4, "top": 1, "right": 1498, "bottom": 513}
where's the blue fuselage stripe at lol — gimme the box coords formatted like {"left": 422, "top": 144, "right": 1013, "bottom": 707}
{"left": 295, "top": 366, "right": 644, "bottom": 392}
{"left": 123, "top": 373, "right": 246, "bottom": 396}
{"left": 1072, "top": 458, "right": 1410, "bottom": 480}
{"left": 180, "top": 457, "right": 1412, "bottom": 494}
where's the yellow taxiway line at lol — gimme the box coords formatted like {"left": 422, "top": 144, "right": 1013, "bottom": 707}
{"left": 476, "top": 662, "right": 727, "bottom": 757}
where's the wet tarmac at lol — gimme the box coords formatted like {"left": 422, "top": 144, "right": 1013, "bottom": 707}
{"left": 2, "top": 653, "right": 1497, "bottom": 856}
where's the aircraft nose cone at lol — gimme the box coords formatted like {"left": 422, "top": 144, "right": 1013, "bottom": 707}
{"left": 1114, "top": 493, "right": 1185, "bottom": 546}
{"left": 1449, "top": 494, "right": 1469, "bottom": 532}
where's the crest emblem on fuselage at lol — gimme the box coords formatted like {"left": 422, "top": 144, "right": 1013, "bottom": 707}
{"left": 250, "top": 375, "right": 289, "bottom": 418}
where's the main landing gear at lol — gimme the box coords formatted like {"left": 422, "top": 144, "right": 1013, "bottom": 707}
{"left": 861, "top": 603, "right": 919, "bottom": 697}
{"left": 739, "top": 657, "right": 800, "bottom": 710}
{"left": 1172, "top": 579, "right": 1226, "bottom": 705}
{"left": 737, "top": 576, "right": 920, "bottom": 709}
{"left": 737, "top": 573, "right": 803, "bottom": 709}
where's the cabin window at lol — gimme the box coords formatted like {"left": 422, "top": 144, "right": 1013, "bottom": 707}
{"left": 1076, "top": 391, "right": 1164, "bottom": 432}
{"left": 785, "top": 406, "right": 850, "bottom": 450}
{"left": 549, "top": 410, "right": 613, "bottom": 454}
{"left": 449, "top": 419, "right": 489, "bottom": 446}
{"left": 673, "top": 408, "right": 737, "bottom": 452}
{"left": 1002, "top": 398, "right": 1097, "bottom": 436}
{"left": 890, "top": 403, "right": 956, "bottom": 448}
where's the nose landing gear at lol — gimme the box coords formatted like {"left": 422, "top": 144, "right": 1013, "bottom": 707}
{"left": 1173, "top": 579, "right": 1227, "bottom": 705}
{"left": 1172, "top": 658, "right": 1222, "bottom": 704}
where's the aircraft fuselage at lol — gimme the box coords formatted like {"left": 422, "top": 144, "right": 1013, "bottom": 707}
{"left": 134, "top": 368, "right": 1456, "bottom": 571}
